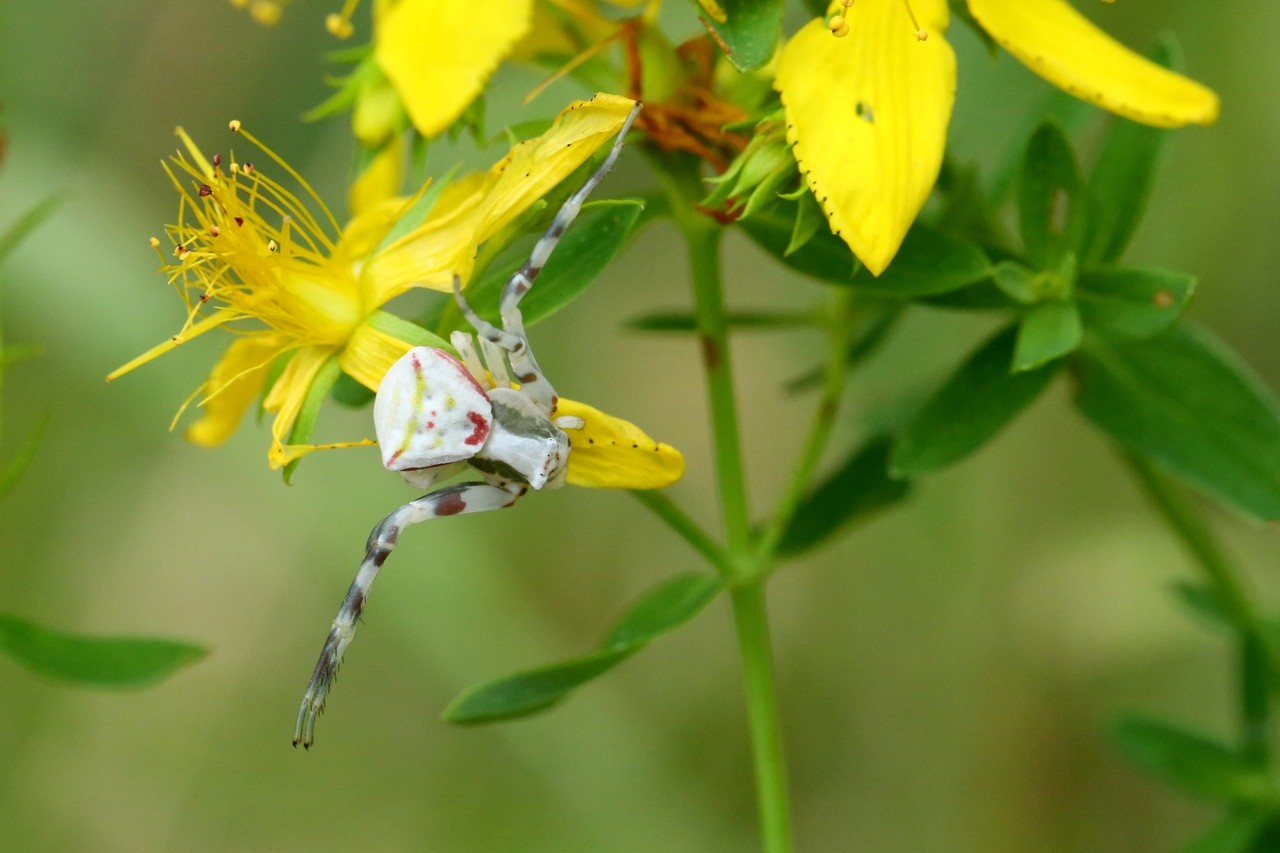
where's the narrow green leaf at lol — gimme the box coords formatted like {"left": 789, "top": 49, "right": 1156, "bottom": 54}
{"left": 1110, "top": 714, "right": 1272, "bottom": 803}
{"left": 1018, "top": 121, "right": 1085, "bottom": 269}
{"left": 282, "top": 356, "right": 342, "bottom": 484}
{"left": 605, "top": 572, "right": 723, "bottom": 648}
{"left": 446, "top": 571, "right": 722, "bottom": 725}
{"left": 0, "top": 196, "right": 61, "bottom": 268}
{"left": 1073, "top": 326, "right": 1280, "bottom": 520}
{"left": 1080, "top": 41, "right": 1176, "bottom": 267}
{"left": 365, "top": 309, "right": 453, "bottom": 351}
{"left": 371, "top": 163, "right": 460, "bottom": 257}
{"left": 1013, "top": 300, "right": 1082, "bottom": 372}
{"left": 1182, "top": 810, "right": 1269, "bottom": 853}
{"left": 1076, "top": 268, "right": 1195, "bottom": 339}
{"left": 892, "top": 325, "right": 1061, "bottom": 476}
{"left": 444, "top": 647, "right": 634, "bottom": 724}
{"left": 0, "top": 417, "right": 46, "bottom": 501}
{"left": 465, "top": 200, "right": 644, "bottom": 327}
{"left": 695, "top": 0, "right": 784, "bottom": 72}
{"left": 778, "top": 437, "right": 912, "bottom": 556}
{"left": 0, "top": 614, "right": 206, "bottom": 688}
{"left": 625, "top": 310, "right": 813, "bottom": 333}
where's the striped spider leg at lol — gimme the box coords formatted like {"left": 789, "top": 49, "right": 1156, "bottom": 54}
{"left": 293, "top": 101, "right": 642, "bottom": 748}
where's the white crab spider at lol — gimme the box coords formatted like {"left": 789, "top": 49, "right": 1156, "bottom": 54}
{"left": 292, "top": 102, "right": 643, "bottom": 749}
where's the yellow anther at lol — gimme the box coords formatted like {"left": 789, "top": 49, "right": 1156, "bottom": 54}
{"left": 900, "top": 0, "right": 926, "bottom": 40}
{"left": 229, "top": 119, "right": 242, "bottom": 133}
{"left": 827, "top": 13, "right": 850, "bottom": 37}
{"left": 249, "top": 0, "right": 282, "bottom": 26}
{"left": 209, "top": 224, "right": 221, "bottom": 237}
{"left": 149, "top": 236, "right": 161, "bottom": 248}
{"left": 325, "top": 13, "right": 353, "bottom": 38}
{"left": 267, "top": 239, "right": 279, "bottom": 253}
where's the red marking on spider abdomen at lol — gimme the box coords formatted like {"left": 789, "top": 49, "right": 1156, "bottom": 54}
{"left": 436, "top": 492, "right": 467, "bottom": 516}
{"left": 464, "top": 410, "right": 490, "bottom": 446}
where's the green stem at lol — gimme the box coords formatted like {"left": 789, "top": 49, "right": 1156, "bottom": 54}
{"left": 654, "top": 153, "right": 793, "bottom": 852}
{"left": 1126, "top": 454, "right": 1274, "bottom": 767}
{"left": 754, "top": 290, "right": 854, "bottom": 571}
{"left": 730, "top": 583, "right": 794, "bottom": 853}
{"left": 630, "top": 490, "right": 728, "bottom": 573}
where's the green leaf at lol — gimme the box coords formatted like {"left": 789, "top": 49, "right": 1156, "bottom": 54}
{"left": 851, "top": 225, "right": 993, "bottom": 299}
{"left": 282, "top": 356, "right": 342, "bottom": 484}
{"left": 785, "top": 305, "right": 904, "bottom": 393}
{"left": 464, "top": 200, "right": 644, "bottom": 328}
{"left": 445, "top": 572, "right": 722, "bottom": 724}
{"left": 892, "top": 324, "right": 1061, "bottom": 476}
{"left": 0, "top": 614, "right": 206, "bottom": 688}
{"left": 694, "top": 0, "right": 783, "bottom": 72}
{"left": 604, "top": 572, "right": 723, "bottom": 648}
{"left": 1110, "top": 714, "right": 1271, "bottom": 803}
{"left": 1018, "top": 120, "right": 1085, "bottom": 269}
{"left": 0, "top": 416, "right": 46, "bottom": 501}
{"left": 365, "top": 309, "right": 453, "bottom": 351}
{"left": 625, "top": 310, "right": 813, "bottom": 333}
{"left": 1080, "top": 41, "right": 1176, "bottom": 267}
{"left": 1013, "top": 300, "right": 1082, "bottom": 372}
{"left": 1073, "top": 326, "right": 1280, "bottom": 520}
{"left": 778, "top": 437, "right": 912, "bottom": 556}
{"left": 1076, "top": 268, "right": 1195, "bottom": 339}
{"left": 739, "top": 198, "right": 859, "bottom": 283}
{"left": 0, "top": 196, "right": 61, "bottom": 268}
{"left": 329, "top": 371, "right": 376, "bottom": 408}
{"left": 1182, "top": 810, "right": 1270, "bottom": 853}
{"left": 371, "top": 163, "right": 460, "bottom": 257}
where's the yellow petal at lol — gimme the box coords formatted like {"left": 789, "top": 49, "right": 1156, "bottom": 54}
{"left": 472, "top": 93, "right": 637, "bottom": 242}
{"left": 968, "top": 0, "right": 1218, "bottom": 127}
{"left": 264, "top": 344, "right": 338, "bottom": 468}
{"left": 776, "top": 4, "right": 956, "bottom": 276}
{"left": 186, "top": 333, "right": 291, "bottom": 447}
{"left": 338, "top": 319, "right": 415, "bottom": 391}
{"left": 557, "top": 398, "right": 685, "bottom": 490}
{"left": 375, "top": 0, "right": 534, "bottom": 138}
{"left": 361, "top": 95, "right": 634, "bottom": 305}
{"left": 349, "top": 134, "right": 405, "bottom": 219}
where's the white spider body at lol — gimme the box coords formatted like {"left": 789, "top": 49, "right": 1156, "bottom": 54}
{"left": 292, "top": 101, "right": 642, "bottom": 748}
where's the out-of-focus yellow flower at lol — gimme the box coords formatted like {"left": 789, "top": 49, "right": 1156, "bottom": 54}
{"left": 108, "top": 94, "right": 681, "bottom": 489}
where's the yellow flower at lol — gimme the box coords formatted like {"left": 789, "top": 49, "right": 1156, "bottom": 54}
{"left": 109, "top": 94, "right": 683, "bottom": 488}
{"left": 775, "top": 0, "right": 1218, "bottom": 276}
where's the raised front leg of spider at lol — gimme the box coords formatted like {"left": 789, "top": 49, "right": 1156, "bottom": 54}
{"left": 292, "top": 102, "right": 643, "bottom": 749}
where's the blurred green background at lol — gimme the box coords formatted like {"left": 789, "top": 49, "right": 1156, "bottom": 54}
{"left": 1, "top": 2, "right": 1278, "bottom": 851}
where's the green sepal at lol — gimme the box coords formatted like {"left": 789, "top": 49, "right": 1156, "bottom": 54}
{"left": 892, "top": 324, "right": 1061, "bottom": 476}
{"left": 739, "top": 197, "right": 859, "bottom": 282}
{"left": 777, "top": 437, "right": 912, "bottom": 557}
{"left": 1073, "top": 326, "right": 1280, "bottom": 521}
{"left": 692, "top": 0, "right": 784, "bottom": 72}
{"left": 444, "top": 572, "right": 722, "bottom": 724}
{"left": 1018, "top": 120, "right": 1085, "bottom": 269}
{"left": 787, "top": 188, "right": 826, "bottom": 256}
{"left": 1013, "top": 299, "right": 1082, "bottom": 372}
{"left": 366, "top": 309, "right": 453, "bottom": 351}
{"left": 0, "top": 614, "right": 206, "bottom": 688}
{"left": 330, "top": 372, "right": 376, "bottom": 408}
{"left": 1109, "top": 714, "right": 1273, "bottom": 804}
{"left": 281, "top": 355, "right": 343, "bottom": 485}
{"left": 463, "top": 200, "right": 644, "bottom": 328}
{"left": 371, "top": 163, "right": 460, "bottom": 258}
{"left": 1076, "top": 268, "right": 1195, "bottom": 339}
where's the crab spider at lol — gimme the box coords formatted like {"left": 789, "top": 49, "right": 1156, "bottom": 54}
{"left": 292, "top": 102, "right": 643, "bottom": 749}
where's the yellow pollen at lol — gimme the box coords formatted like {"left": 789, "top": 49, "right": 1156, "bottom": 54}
{"left": 325, "top": 14, "right": 353, "bottom": 38}
{"left": 209, "top": 224, "right": 221, "bottom": 237}
{"left": 149, "top": 236, "right": 160, "bottom": 248}
{"left": 229, "top": 119, "right": 242, "bottom": 133}
{"left": 899, "top": 0, "right": 926, "bottom": 40}
{"left": 827, "top": 14, "right": 849, "bottom": 37}
{"left": 267, "top": 239, "right": 279, "bottom": 253}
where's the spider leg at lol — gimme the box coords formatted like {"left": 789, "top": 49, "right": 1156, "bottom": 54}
{"left": 292, "top": 480, "right": 526, "bottom": 749}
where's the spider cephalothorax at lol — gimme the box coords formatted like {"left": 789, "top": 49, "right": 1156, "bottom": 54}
{"left": 292, "top": 102, "right": 643, "bottom": 748}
